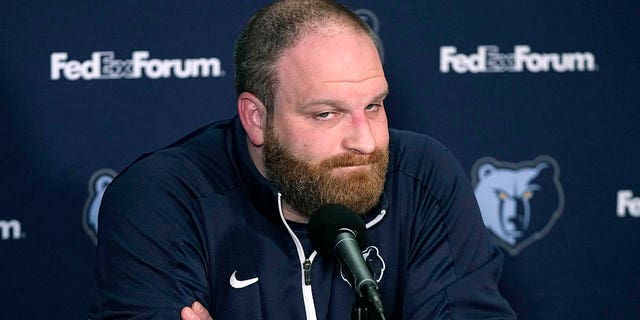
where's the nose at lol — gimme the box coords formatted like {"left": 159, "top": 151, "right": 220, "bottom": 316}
{"left": 342, "top": 113, "right": 376, "bottom": 154}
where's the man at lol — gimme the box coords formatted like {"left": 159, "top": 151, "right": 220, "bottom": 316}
{"left": 92, "top": 0, "right": 516, "bottom": 319}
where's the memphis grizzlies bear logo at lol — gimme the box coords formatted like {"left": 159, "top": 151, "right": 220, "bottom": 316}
{"left": 340, "top": 246, "right": 386, "bottom": 286}
{"left": 354, "top": 8, "right": 385, "bottom": 63}
{"left": 471, "top": 155, "right": 564, "bottom": 255}
{"left": 83, "top": 168, "right": 117, "bottom": 245}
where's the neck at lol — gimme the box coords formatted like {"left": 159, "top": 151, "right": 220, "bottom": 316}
{"left": 281, "top": 200, "right": 310, "bottom": 223}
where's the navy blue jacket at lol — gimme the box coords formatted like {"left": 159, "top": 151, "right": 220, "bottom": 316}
{"left": 91, "top": 116, "right": 516, "bottom": 319}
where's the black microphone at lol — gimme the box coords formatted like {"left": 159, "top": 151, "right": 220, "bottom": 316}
{"left": 308, "top": 204, "right": 385, "bottom": 318}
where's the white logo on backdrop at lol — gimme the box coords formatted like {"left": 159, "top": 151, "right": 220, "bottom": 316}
{"left": 440, "top": 45, "right": 597, "bottom": 73}
{"left": 355, "top": 9, "right": 385, "bottom": 63}
{"left": 0, "top": 219, "right": 24, "bottom": 240}
{"left": 617, "top": 190, "right": 640, "bottom": 217}
{"left": 83, "top": 168, "right": 117, "bottom": 244}
{"left": 51, "top": 51, "right": 225, "bottom": 80}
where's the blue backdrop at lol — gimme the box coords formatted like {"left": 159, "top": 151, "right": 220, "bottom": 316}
{"left": 2, "top": 1, "right": 638, "bottom": 319}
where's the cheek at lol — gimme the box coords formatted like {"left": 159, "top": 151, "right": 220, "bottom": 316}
{"left": 372, "top": 116, "right": 390, "bottom": 148}
{"left": 272, "top": 120, "right": 338, "bottom": 162}
{"left": 377, "top": 126, "right": 390, "bottom": 147}
{"left": 291, "top": 130, "right": 342, "bottom": 163}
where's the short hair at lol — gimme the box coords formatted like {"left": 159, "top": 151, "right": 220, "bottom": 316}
{"left": 234, "top": 0, "right": 378, "bottom": 114}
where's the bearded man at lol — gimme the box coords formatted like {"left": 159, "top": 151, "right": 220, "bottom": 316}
{"left": 91, "top": 1, "right": 515, "bottom": 319}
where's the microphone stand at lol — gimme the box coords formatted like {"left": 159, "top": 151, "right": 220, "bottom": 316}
{"left": 351, "top": 295, "right": 385, "bottom": 320}
{"left": 351, "top": 295, "right": 371, "bottom": 320}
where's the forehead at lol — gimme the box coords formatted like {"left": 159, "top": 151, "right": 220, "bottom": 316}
{"left": 274, "top": 26, "right": 387, "bottom": 102}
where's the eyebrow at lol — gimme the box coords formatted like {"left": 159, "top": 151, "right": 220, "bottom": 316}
{"left": 301, "top": 90, "right": 390, "bottom": 110}
{"left": 371, "top": 90, "right": 390, "bottom": 104}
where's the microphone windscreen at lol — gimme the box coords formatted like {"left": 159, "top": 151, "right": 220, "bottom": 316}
{"left": 308, "top": 204, "right": 367, "bottom": 259}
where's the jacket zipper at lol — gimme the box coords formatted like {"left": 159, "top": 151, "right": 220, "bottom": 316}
{"left": 277, "top": 193, "right": 318, "bottom": 320}
{"left": 303, "top": 259, "right": 312, "bottom": 285}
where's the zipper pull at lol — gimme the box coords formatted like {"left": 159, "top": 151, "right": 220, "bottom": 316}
{"left": 303, "top": 259, "right": 312, "bottom": 285}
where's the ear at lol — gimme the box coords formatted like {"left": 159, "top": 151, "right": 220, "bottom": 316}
{"left": 478, "top": 163, "right": 496, "bottom": 180}
{"left": 238, "top": 92, "right": 267, "bottom": 146}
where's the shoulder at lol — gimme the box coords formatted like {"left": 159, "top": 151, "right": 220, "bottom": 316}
{"left": 389, "top": 129, "right": 468, "bottom": 180}
{"left": 106, "top": 119, "right": 239, "bottom": 205}
{"left": 389, "top": 129, "right": 454, "bottom": 164}
{"left": 388, "top": 128, "right": 468, "bottom": 194}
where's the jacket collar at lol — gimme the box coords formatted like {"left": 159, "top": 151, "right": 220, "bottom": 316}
{"left": 227, "top": 116, "right": 281, "bottom": 222}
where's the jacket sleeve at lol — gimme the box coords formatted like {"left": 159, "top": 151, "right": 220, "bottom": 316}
{"left": 401, "top": 142, "right": 516, "bottom": 319}
{"left": 90, "top": 156, "right": 211, "bottom": 319}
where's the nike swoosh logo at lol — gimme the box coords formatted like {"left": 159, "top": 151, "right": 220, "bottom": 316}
{"left": 229, "top": 270, "right": 259, "bottom": 289}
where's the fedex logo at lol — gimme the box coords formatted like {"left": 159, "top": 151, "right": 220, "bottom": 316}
{"left": 440, "top": 45, "right": 597, "bottom": 74}
{"left": 617, "top": 190, "right": 640, "bottom": 217}
{"left": 0, "top": 219, "right": 24, "bottom": 240}
{"left": 51, "top": 51, "right": 224, "bottom": 80}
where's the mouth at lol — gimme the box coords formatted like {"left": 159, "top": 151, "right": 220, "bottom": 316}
{"left": 331, "top": 164, "right": 372, "bottom": 173}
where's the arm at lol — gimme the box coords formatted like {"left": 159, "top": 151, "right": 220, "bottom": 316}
{"left": 91, "top": 158, "right": 211, "bottom": 319}
{"left": 402, "top": 145, "right": 516, "bottom": 319}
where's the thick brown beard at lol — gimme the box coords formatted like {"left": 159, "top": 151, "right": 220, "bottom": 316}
{"left": 263, "top": 118, "right": 389, "bottom": 217}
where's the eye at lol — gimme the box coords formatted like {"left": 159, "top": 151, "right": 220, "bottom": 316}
{"left": 499, "top": 191, "right": 508, "bottom": 200}
{"left": 314, "top": 111, "right": 337, "bottom": 121}
{"left": 523, "top": 191, "right": 533, "bottom": 200}
{"left": 365, "top": 103, "right": 382, "bottom": 112}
